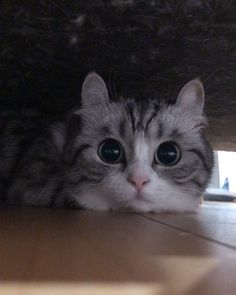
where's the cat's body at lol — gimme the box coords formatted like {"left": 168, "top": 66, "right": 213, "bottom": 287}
{"left": 0, "top": 73, "right": 214, "bottom": 212}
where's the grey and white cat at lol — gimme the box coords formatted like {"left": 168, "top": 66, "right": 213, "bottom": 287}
{"left": 0, "top": 72, "right": 213, "bottom": 212}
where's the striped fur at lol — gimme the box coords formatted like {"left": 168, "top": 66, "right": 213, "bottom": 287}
{"left": 0, "top": 73, "right": 214, "bottom": 212}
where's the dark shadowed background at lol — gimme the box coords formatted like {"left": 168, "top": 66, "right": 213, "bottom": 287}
{"left": 1, "top": 0, "right": 236, "bottom": 149}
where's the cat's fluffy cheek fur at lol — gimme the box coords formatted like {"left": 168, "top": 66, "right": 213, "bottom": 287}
{"left": 138, "top": 181, "right": 200, "bottom": 212}
{"left": 74, "top": 175, "right": 137, "bottom": 211}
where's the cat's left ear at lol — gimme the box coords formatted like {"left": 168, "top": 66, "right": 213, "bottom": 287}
{"left": 176, "top": 79, "right": 204, "bottom": 115}
{"left": 81, "top": 72, "right": 109, "bottom": 107}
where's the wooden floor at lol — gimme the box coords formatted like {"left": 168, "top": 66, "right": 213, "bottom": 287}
{"left": 1, "top": 202, "right": 236, "bottom": 295}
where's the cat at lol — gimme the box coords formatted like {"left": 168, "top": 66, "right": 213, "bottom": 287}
{"left": 0, "top": 72, "right": 214, "bottom": 212}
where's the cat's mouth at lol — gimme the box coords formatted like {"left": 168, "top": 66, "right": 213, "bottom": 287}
{"left": 120, "top": 193, "right": 154, "bottom": 212}
{"left": 119, "top": 191, "right": 152, "bottom": 206}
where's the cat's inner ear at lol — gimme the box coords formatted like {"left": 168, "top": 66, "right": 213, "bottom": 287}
{"left": 176, "top": 79, "right": 204, "bottom": 115}
{"left": 81, "top": 72, "right": 109, "bottom": 107}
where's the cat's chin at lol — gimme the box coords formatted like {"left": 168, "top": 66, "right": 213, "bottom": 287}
{"left": 74, "top": 188, "right": 200, "bottom": 213}
{"left": 118, "top": 193, "right": 200, "bottom": 213}
{"left": 118, "top": 203, "right": 200, "bottom": 213}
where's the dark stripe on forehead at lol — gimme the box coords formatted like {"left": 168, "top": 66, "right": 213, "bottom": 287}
{"left": 126, "top": 102, "right": 136, "bottom": 132}
{"left": 101, "top": 125, "right": 111, "bottom": 135}
{"left": 128, "top": 108, "right": 136, "bottom": 132}
{"left": 158, "top": 122, "right": 164, "bottom": 138}
{"left": 136, "top": 121, "right": 143, "bottom": 132}
{"left": 169, "top": 128, "right": 182, "bottom": 139}
{"left": 145, "top": 112, "right": 156, "bottom": 132}
{"left": 137, "top": 102, "right": 147, "bottom": 131}
{"left": 119, "top": 120, "right": 126, "bottom": 138}
{"left": 187, "top": 148, "right": 210, "bottom": 172}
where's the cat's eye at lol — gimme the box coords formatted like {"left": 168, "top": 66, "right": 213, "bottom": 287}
{"left": 98, "top": 139, "right": 124, "bottom": 164}
{"left": 155, "top": 141, "right": 181, "bottom": 166}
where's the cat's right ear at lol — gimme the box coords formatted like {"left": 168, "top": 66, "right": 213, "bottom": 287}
{"left": 176, "top": 79, "right": 204, "bottom": 116}
{"left": 81, "top": 72, "right": 109, "bottom": 107}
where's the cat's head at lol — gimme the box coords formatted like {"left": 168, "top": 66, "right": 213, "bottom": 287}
{"left": 66, "top": 72, "right": 213, "bottom": 212}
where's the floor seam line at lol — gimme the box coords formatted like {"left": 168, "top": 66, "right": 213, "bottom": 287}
{"left": 138, "top": 214, "right": 236, "bottom": 251}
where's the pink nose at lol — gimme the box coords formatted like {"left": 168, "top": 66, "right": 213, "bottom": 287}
{"left": 127, "top": 175, "right": 150, "bottom": 191}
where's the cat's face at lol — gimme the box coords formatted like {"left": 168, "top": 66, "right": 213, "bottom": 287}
{"left": 67, "top": 73, "right": 213, "bottom": 212}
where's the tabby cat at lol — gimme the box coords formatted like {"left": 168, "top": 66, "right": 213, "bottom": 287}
{"left": 0, "top": 73, "right": 213, "bottom": 212}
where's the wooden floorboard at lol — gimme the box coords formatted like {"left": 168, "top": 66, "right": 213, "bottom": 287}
{"left": 142, "top": 202, "right": 236, "bottom": 248}
{"left": 0, "top": 203, "right": 236, "bottom": 294}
